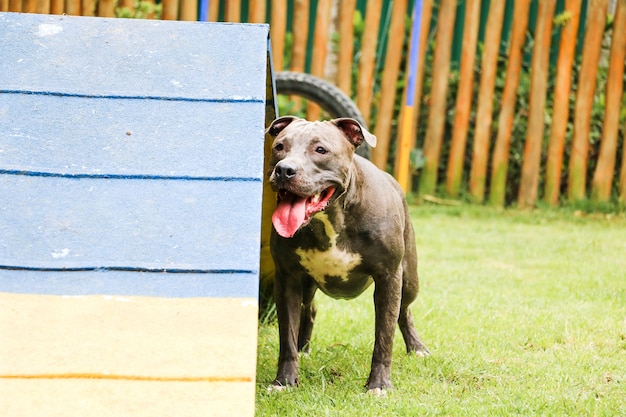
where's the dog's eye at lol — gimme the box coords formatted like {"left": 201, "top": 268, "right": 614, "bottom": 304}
{"left": 274, "top": 143, "right": 284, "bottom": 151}
{"left": 315, "top": 146, "right": 327, "bottom": 154}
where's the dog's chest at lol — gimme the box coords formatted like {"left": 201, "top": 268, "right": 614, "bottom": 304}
{"left": 295, "top": 212, "right": 373, "bottom": 298}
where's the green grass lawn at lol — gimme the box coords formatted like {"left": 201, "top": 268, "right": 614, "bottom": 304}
{"left": 255, "top": 205, "right": 626, "bottom": 416}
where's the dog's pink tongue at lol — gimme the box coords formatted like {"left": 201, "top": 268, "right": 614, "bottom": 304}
{"left": 272, "top": 193, "right": 307, "bottom": 238}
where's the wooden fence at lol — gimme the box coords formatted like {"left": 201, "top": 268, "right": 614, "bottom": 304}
{"left": 2, "top": 0, "right": 624, "bottom": 207}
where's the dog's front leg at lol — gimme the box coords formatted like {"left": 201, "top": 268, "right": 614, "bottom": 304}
{"left": 366, "top": 272, "right": 402, "bottom": 393}
{"left": 272, "top": 271, "right": 303, "bottom": 388}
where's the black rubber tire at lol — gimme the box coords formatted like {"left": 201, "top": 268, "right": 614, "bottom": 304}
{"left": 274, "top": 71, "right": 370, "bottom": 158}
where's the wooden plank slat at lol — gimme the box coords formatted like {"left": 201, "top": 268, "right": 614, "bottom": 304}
{"left": 393, "top": 0, "right": 433, "bottom": 187}
{"left": 291, "top": 0, "right": 310, "bottom": 73}
{"left": 488, "top": 0, "right": 532, "bottom": 207}
{"left": 0, "top": 96, "right": 264, "bottom": 179}
{"left": 0, "top": 15, "right": 268, "bottom": 101}
{"left": 543, "top": 0, "right": 583, "bottom": 206}
{"left": 7, "top": 0, "right": 20, "bottom": 12}
{"left": 82, "top": 0, "right": 94, "bottom": 16}
{"left": 336, "top": 0, "right": 357, "bottom": 94}
{"left": 567, "top": 0, "right": 609, "bottom": 201}
{"left": 620, "top": 115, "right": 626, "bottom": 202}
{"left": 179, "top": 0, "right": 197, "bottom": 21}
{"left": 468, "top": 0, "right": 505, "bottom": 202}
{"left": 49, "top": 0, "right": 63, "bottom": 14}
{"left": 271, "top": 0, "right": 287, "bottom": 71}
{"left": 445, "top": 0, "right": 481, "bottom": 197}
{"left": 96, "top": 0, "right": 114, "bottom": 17}
{"left": 307, "top": 0, "right": 332, "bottom": 121}
{"left": 0, "top": 176, "right": 262, "bottom": 271}
{"left": 591, "top": 0, "right": 626, "bottom": 202}
{"left": 418, "top": 0, "right": 457, "bottom": 195}
{"left": 248, "top": 0, "right": 266, "bottom": 23}
{"left": 224, "top": 1, "right": 241, "bottom": 22}
{"left": 161, "top": 0, "right": 179, "bottom": 20}
{"left": 36, "top": 0, "right": 50, "bottom": 13}
{"left": 209, "top": 0, "right": 219, "bottom": 21}
{"left": 66, "top": 0, "right": 80, "bottom": 15}
{"left": 372, "top": 0, "right": 409, "bottom": 169}
{"left": 517, "top": 0, "right": 557, "bottom": 208}
{"left": 356, "top": 0, "right": 383, "bottom": 125}
{"left": 24, "top": 0, "right": 36, "bottom": 12}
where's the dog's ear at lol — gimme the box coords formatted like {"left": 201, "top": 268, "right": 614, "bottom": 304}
{"left": 266, "top": 116, "right": 299, "bottom": 138}
{"left": 332, "top": 118, "right": 377, "bottom": 149}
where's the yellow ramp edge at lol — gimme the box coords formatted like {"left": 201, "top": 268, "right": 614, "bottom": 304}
{"left": 0, "top": 292, "right": 258, "bottom": 417}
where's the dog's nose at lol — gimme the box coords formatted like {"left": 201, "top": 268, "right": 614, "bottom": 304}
{"left": 274, "top": 161, "right": 298, "bottom": 182}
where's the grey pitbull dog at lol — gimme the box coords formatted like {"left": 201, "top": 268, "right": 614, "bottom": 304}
{"left": 267, "top": 116, "right": 429, "bottom": 393}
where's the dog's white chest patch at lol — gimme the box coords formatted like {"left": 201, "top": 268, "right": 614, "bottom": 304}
{"left": 295, "top": 213, "right": 362, "bottom": 287}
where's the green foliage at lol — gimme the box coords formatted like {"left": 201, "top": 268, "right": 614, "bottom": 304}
{"left": 115, "top": 0, "right": 161, "bottom": 19}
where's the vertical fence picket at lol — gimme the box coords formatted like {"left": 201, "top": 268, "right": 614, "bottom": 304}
{"left": 248, "top": 0, "right": 266, "bottom": 23}
{"left": 394, "top": 0, "right": 433, "bottom": 188}
{"left": 161, "top": 0, "right": 179, "bottom": 19}
{"left": 336, "top": 0, "right": 357, "bottom": 95}
{"left": 82, "top": 0, "right": 94, "bottom": 15}
{"left": 209, "top": 0, "right": 219, "bottom": 21}
{"left": 372, "top": 0, "right": 409, "bottom": 170}
{"left": 544, "top": 0, "right": 583, "bottom": 206}
{"left": 445, "top": 0, "right": 481, "bottom": 197}
{"left": 307, "top": 0, "right": 332, "bottom": 121}
{"left": 620, "top": 116, "right": 626, "bottom": 202}
{"left": 356, "top": 0, "right": 383, "bottom": 126}
{"left": 8, "top": 0, "right": 21, "bottom": 12}
{"left": 591, "top": 0, "right": 626, "bottom": 202}
{"left": 291, "top": 0, "right": 310, "bottom": 73}
{"left": 50, "top": 0, "right": 63, "bottom": 14}
{"left": 271, "top": 0, "right": 288, "bottom": 72}
{"left": 65, "top": 0, "right": 80, "bottom": 15}
{"left": 468, "top": 0, "right": 505, "bottom": 202}
{"left": 489, "top": 0, "right": 532, "bottom": 207}
{"left": 180, "top": 0, "right": 197, "bottom": 20}
{"left": 36, "top": 0, "right": 50, "bottom": 13}
{"left": 568, "top": 0, "right": 609, "bottom": 202}
{"left": 418, "top": 0, "right": 457, "bottom": 195}
{"left": 97, "top": 0, "right": 114, "bottom": 16}
{"left": 290, "top": 0, "right": 311, "bottom": 112}
{"left": 24, "top": 0, "right": 36, "bottom": 12}
{"left": 518, "top": 0, "right": 557, "bottom": 208}
{"left": 224, "top": 1, "right": 240, "bottom": 22}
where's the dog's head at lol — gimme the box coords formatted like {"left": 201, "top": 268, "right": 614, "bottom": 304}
{"left": 266, "top": 116, "right": 377, "bottom": 238}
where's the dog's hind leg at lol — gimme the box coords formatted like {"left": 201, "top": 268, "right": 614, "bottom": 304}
{"left": 398, "top": 305, "right": 430, "bottom": 356}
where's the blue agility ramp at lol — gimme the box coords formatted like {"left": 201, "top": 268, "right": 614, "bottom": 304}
{"left": 0, "top": 12, "right": 273, "bottom": 416}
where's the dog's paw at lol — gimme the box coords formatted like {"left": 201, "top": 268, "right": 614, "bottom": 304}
{"left": 412, "top": 349, "right": 430, "bottom": 358}
{"left": 367, "top": 387, "right": 387, "bottom": 397}
{"left": 267, "top": 384, "right": 290, "bottom": 393}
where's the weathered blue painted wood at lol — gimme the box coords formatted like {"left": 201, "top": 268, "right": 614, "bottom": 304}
{"left": 0, "top": 271, "right": 258, "bottom": 298}
{"left": 0, "top": 12, "right": 271, "bottom": 299}
{"left": 0, "top": 176, "right": 261, "bottom": 271}
{"left": 0, "top": 13, "right": 269, "bottom": 101}
{"left": 0, "top": 94, "right": 265, "bottom": 179}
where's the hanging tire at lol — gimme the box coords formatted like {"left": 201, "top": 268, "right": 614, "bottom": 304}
{"left": 274, "top": 71, "right": 371, "bottom": 159}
